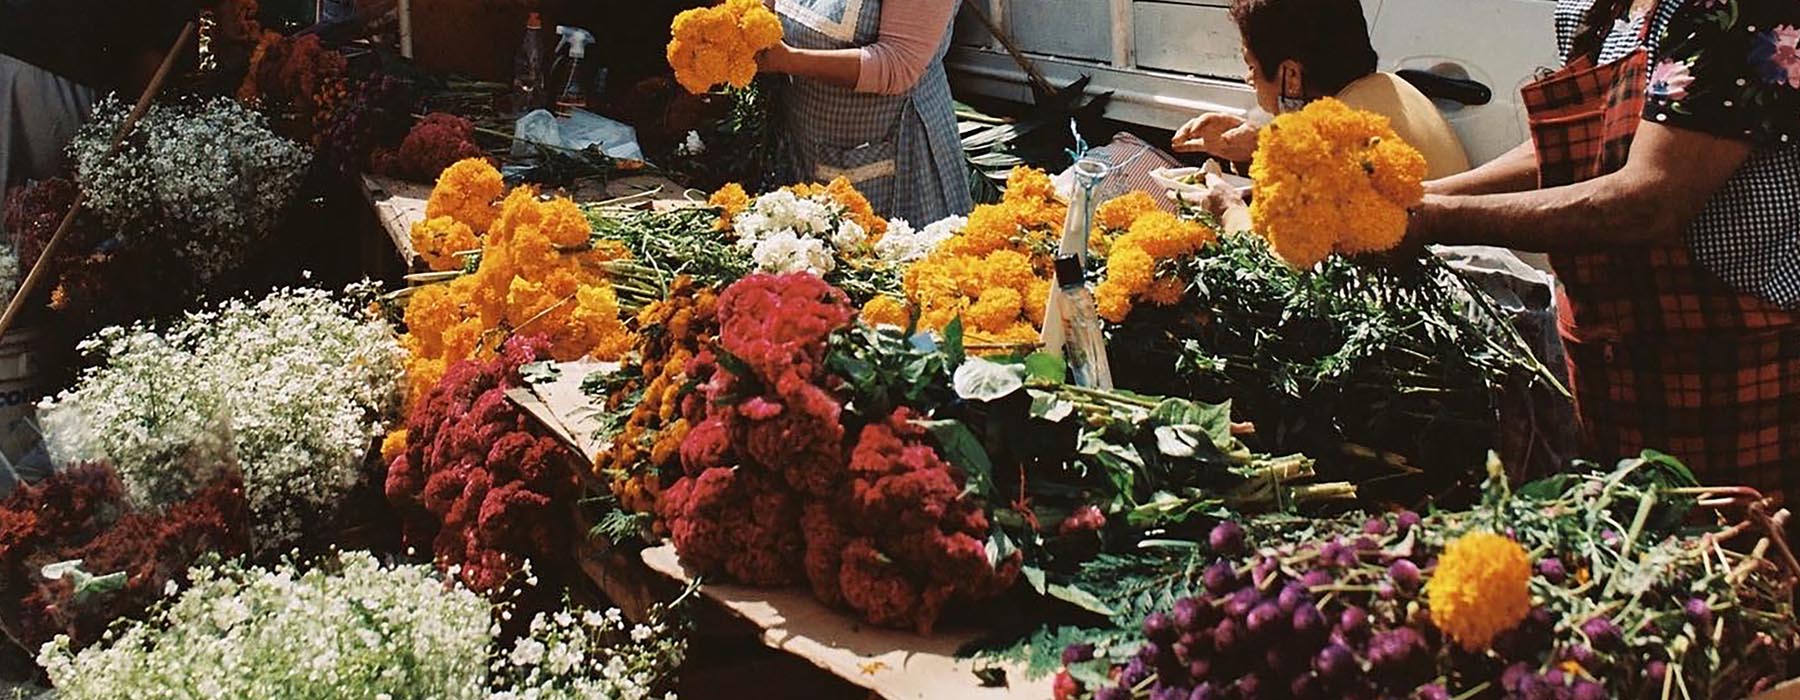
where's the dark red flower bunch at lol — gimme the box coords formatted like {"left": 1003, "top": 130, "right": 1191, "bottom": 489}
{"left": 238, "top": 31, "right": 349, "bottom": 143}
{"left": 321, "top": 75, "right": 420, "bottom": 175}
{"left": 661, "top": 273, "right": 1018, "bottom": 634}
{"left": 385, "top": 334, "right": 579, "bottom": 594}
{"left": 0, "top": 463, "right": 249, "bottom": 650}
{"left": 391, "top": 113, "right": 487, "bottom": 183}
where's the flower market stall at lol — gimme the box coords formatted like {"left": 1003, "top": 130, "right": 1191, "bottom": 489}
{"left": 0, "top": 3, "right": 1796, "bottom": 700}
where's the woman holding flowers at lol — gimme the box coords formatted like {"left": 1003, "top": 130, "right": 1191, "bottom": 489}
{"left": 756, "top": 0, "right": 971, "bottom": 224}
{"left": 1400, "top": 0, "right": 1800, "bottom": 510}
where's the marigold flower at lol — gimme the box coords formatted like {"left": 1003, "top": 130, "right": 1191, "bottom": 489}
{"left": 709, "top": 182, "right": 751, "bottom": 230}
{"left": 1248, "top": 98, "right": 1426, "bottom": 269}
{"left": 861, "top": 295, "right": 910, "bottom": 327}
{"left": 1426, "top": 531, "right": 1533, "bottom": 651}
{"left": 668, "top": 0, "right": 783, "bottom": 94}
{"left": 425, "top": 158, "right": 505, "bottom": 234}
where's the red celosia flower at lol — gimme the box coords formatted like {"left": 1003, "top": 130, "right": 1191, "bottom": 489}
{"left": 739, "top": 382, "right": 845, "bottom": 498}
{"left": 384, "top": 334, "right": 576, "bottom": 595}
{"left": 801, "top": 503, "right": 849, "bottom": 607}
{"left": 397, "top": 113, "right": 486, "bottom": 182}
{"left": 838, "top": 538, "right": 922, "bottom": 630}
{"left": 658, "top": 466, "right": 804, "bottom": 587}
{"left": 678, "top": 417, "right": 733, "bottom": 476}
{"left": 715, "top": 272, "right": 853, "bottom": 392}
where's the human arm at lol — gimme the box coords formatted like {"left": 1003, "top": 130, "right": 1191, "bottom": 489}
{"left": 1424, "top": 140, "right": 1539, "bottom": 196}
{"left": 762, "top": 0, "right": 957, "bottom": 95}
{"left": 1409, "top": 122, "right": 1749, "bottom": 252}
{"left": 1171, "top": 112, "right": 1259, "bottom": 163}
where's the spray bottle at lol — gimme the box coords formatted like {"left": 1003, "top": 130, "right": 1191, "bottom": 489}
{"left": 553, "top": 26, "right": 598, "bottom": 116}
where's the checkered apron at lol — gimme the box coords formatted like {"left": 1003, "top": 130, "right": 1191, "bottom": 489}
{"left": 1525, "top": 0, "right": 1800, "bottom": 498}
{"left": 772, "top": 0, "right": 972, "bottom": 224}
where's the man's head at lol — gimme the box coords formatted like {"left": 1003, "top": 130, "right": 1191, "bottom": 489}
{"left": 1230, "top": 0, "right": 1380, "bottom": 114}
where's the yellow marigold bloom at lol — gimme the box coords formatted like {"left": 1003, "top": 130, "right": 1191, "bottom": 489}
{"left": 410, "top": 216, "right": 479, "bottom": 272}
{"left": 861, "top": 296, "right": 910, "bottom": 327}
{"left": 967, "top": 287, "right": 1024, "bottom": 334}
{"left": 1248, "top": 98, "right": 1425, "bottom": 269}
{"left": 668, "top": 0, "right": 782, "bottom": 94}
{"left": 425, "top": 158, "right": 504, "bottom": 233}
{"left": 380, "top": 429, "right": 409, "bottom": 464}
{"left": 709, "top": 182, "right": 750, "bottom": 230}
{"left": 1426, "top": 531, "right": 1533, "bottom": 651}
{"left": 1095, "top": 191, "right": 1159, "bottom": 233}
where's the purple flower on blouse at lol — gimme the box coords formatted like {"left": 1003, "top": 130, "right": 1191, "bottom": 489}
{"left": 1750, "top": 24, "right": 1800, "bottom": 88}
{"left": 1651, "top": 59, "right": 1695, "bottom": 100}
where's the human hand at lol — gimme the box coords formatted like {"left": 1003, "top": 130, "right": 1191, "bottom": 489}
{"left": 1172, "top": 112, "right": 1258, "bottom": 162}
{"left": 757, "top": 41, "right": 793, "bottom": 73}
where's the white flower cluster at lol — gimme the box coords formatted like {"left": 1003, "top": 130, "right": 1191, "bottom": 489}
{"left": 69, "top": 96, "right": 311, "bottom": 286}
{"left": 488, "top": 603, "right": 684, "bottom": 700}
{"left": 38, "top": 552, "right": 685, "bottom": 700}
{"left": 872, "top": 215, "right": 964, "bottom": 265}
{"left": 39, "top": 285, "right": 405, "bottom": 550}
{"left": 0, "top": 242, "right": 20, "bottom": 303}
{"left": 40, "top": 552, "right": 491, "bottom": 699}
{"left": 730, "top": 188, "right": 870, "bottom": 276}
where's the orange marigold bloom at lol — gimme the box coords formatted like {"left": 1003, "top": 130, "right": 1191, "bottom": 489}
{"left": 1426, "top": 531, "right": 1533, "bottom": 652}
{"left": 709, "top": 182, "right": 751, "bottom": 230}
{"left": 425, "top": 158, "right": 505, "bottom": 233}
{"left": 668, "top": 0, "right": 783, "bottom": 94}
{"left": 861, "top": 296, "right": 910, "bottom": 327}
{"left": 410, "top": 216, "right": 479, "bottom": 272}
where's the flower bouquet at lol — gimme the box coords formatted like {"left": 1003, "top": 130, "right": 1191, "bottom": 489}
{"left": 38, "top": 551, "right": 688, "bottom": 700}
{"left": 666, "top": 0, "right": 784, "bottom": 95}
{"left": 69, "top": 97, "right": 311, "bottom": 289}
{"left": 38, "top": 286, "right": 404, "bottom": 554}
{"left": 1248, "top": 98, "right": 1428, "bottom": 268}
{"left": 1049, "top": 455, "right": 1798, "bottom": 700}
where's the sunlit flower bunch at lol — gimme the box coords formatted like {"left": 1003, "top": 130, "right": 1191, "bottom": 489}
{"left": 666, "top": 0, "right": 784, "bottom": 94}
{"left": 1426, "top": 531, "right": 1532, "bottom": 651}
{"left": 400, "top": 185, "right": 634, "bottom": 408}
{"left": 428, "top": 158, "right": 507, "bottom": 234}
{"left": 69, "top": 97, "right": 311, "bottom": 286}
{"left": 237, "top": 31, "right": 349, "bottom": 142}
{"left": 38, "top": 285, "right": 405, "bottom": 553}
{"left": 1248, "top": 98, "right": 1428, "bottom": 268}
{"left": 596, "top": 277, "right": 720, "bottom": 516}
{"left": 1093, "top": 207, "right": 1215, "bottom": 323}
{"left": 38, "top": 551, "right": 686, "bottom": 700}
{"left": 891, "top": 167, "right": 1065, "bottom": 347}
{"left": 718, "top": 177, "right": 886, "bottom": 276}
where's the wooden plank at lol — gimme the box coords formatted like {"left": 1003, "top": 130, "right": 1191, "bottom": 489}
{"left": 1110, "top": 0, "right": 1134, "bottom": 69}
{"left": 641, "top": 545, "right": 1050, "bottom": 700}
{"left": 1005, "top": 0, "right": 1112, "bottom": 63}
{"left": 1132, "top": 2, "right": 1243, "bottom": 79}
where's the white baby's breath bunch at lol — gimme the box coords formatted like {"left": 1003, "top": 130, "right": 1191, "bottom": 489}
{"left": 69, "top": 96, "right": 311, "bottom": 286}
{"left": 0, "top": 242, "right": 20, "bottom": 303}
{"left": 872, "top": 215, "right": 963, "bottom": 265}
{"left": 39, "top": 552, "right": 687, "bottom": 700}
{"left": 39, "top": 284, "right": 405, "bottom": 551}
{"left": 729, "top": 188, "right": 871, "bottom": 275}
{"left": 39, "top": 552, "right": 492, "bottom": 700}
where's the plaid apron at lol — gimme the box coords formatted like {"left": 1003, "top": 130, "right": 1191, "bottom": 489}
{"left": 773, "top": 0, "right": 972, "bottom": 224}
{"left": 1525, "top": 0, "right": 1800, "bottom": 498}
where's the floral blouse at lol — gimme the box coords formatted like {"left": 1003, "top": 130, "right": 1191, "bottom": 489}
{"left": 1645, "top": 0, "right": 1800, "bottom": 146}
{"left": 1556, "top": 0, "right": 1800, "bottom": 308}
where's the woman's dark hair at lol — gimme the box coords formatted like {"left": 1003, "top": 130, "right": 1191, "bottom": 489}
{"left": 1230, "top": 0, "right": 1379, "bottom": 96}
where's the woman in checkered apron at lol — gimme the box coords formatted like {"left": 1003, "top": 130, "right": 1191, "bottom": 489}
{"left": 756, "top": 0, "right": 972, "bottom": 225}
{"left": 1402, "top": 0, "right": 1800, "bottom": 506}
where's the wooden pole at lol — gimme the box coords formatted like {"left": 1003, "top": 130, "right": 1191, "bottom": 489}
{"left": 0, "top": 21, "right": 198, "bottom": 341}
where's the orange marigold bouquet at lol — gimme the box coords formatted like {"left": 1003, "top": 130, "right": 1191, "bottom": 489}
{"left": 885, "top": 167, "right": 1066, "bottom": 348}
{"left": 1248, "top": 98, "right": 1428, "bottom": 269}
{"left": 238, "top": 31, "right": 349, "bottom": 143}
{"left": 1089, "top": 192, "right": 1216, "bottom": 323}
{"left": 667, "top": 0, "right": 784, "bottom": 95}
{"left": 409, "top": 158, "right": 505, "bottom": 271}
{"left": 399, "top": 187, "right": 634, "bottom": 409}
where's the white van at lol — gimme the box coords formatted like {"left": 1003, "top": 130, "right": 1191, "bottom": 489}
{"left": 946, "top": 0, "right": 1559, "bottom": 166}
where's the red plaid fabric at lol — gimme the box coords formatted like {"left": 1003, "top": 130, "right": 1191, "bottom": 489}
{"left": 1524, "top": 0, "right": 1800, "bottom": 501}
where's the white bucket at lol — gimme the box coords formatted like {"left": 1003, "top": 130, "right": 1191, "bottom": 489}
{"left": 0, "top": 328, "right": 49, "bottom": 468}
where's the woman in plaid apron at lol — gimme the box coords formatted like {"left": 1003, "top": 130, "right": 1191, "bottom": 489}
{"left": 756, "top": 0, "right": 972, "bottom": 224}
{"left": 1405, "top": 0, "right": 1800, "bottom": 502}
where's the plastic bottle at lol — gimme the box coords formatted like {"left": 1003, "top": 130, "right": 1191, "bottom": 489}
{"left": 1049, "top": 255, "right": 1114, "bottom": 389}
{"left": 553, "top": 26, "right": 597, "bottom": 116}
{"left": 512, "top": 12, "right": 549, "bottom": 115}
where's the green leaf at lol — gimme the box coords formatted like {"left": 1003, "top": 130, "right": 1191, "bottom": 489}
{"left": 944, "top": 317, "right": 966, "bottom": 368}
{"left": 954, "top": 357, "right": 1026, "bottom": 402}
{"left": 1022, "top": 565, "right": 1049, "bottom": 594}
{"left": 919, "top": 419, "right": 997, "bottom": 497}
{"left": 1023, "top": 352, "right": 1067, "bottom": 384}
{"left": 1153, "top": 425, "right": 1206, "bottom": 458}
{"left": 520, "top": 361, "right": 561, "bottom": 384}
{"left": 1047, "top": 583, "right": 1118, "bottom": 617}
{"left": 1029, "top": 389, "right": 1075, "bottom": 422}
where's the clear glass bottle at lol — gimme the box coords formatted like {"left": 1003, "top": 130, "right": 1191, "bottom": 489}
{"left": 1050, "top": 255, "right": 1114, "bottom": 389}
